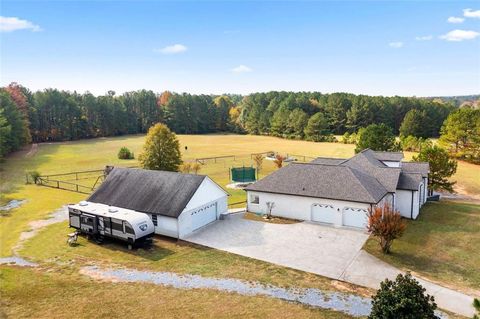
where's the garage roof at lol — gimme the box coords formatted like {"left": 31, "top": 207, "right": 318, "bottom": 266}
{"left": 88, "top": 167, "right": 207, "bottom": 218}
{"left": 245, "top": 162, "right": 388, "bottom": 204}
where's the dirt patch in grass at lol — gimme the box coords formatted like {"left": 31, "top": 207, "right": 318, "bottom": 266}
{"left": 244, "top": 212, "right": 302, "bottom": 224}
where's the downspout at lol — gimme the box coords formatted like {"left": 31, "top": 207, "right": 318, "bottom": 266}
{"left": 410, "top": 190, "right": 414, "bottom": 219}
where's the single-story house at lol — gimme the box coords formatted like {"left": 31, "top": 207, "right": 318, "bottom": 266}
{"left": 245, "top": 149, "right": 429, "bottom": 229}
{"left": 87, "top": 167, "right": 228, "bottom": 238}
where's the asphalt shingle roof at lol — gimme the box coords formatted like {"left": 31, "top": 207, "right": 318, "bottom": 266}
{"left": 88, "top": 167, "right": 206, "bottom": 217}
{"left": 373, "top": 151, "right": 404, "bottom": 162}
{"left": 401, "top": 162, "right": 430, "bottom": 177}
{"left": 245, "top": 162, "right": 388, "bottom": 204}
{"left": 397, "top": 172, "right": 424, "bottom": 190}
{"left": 310, "top": 157, "right": 347, "bottom": 165}
{"left": 342, "top": 150, "right": 401, "bottom": 193}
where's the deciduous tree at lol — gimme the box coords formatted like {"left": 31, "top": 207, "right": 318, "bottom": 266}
{"left": 139, "top": 123, "right": 183, "bottom": 171}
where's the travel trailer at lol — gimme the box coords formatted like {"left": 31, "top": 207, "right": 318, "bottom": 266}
{"left": 68, "top": 201, "right": 155, "bottom": 248}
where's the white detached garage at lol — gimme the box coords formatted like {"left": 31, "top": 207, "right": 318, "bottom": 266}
{"left": 88, "top": 167, "right": 228, "bottom": 239}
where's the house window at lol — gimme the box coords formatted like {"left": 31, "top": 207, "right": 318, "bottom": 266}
{"left": 250, "top": 194, "right": 260, "bottom": 204}
{"left": 151, "top": 214, "right": 158, "bottom": 226}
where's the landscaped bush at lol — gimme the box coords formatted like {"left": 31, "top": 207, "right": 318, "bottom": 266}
{"left": 369, "top": 272, "right": 437, "bottom": 319}
{"left": 117, "top": 147, "right": 134, "bottom": 160}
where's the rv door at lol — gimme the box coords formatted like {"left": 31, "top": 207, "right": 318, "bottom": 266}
{"left": 98, "top": 217, "right": 105, "bottom": 235}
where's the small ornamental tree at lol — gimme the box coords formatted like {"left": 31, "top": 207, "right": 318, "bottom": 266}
{"left": 117, "top": 147, "right": 134, "bottom": 159}
{"left": 473, "top": 298, "right": 480, "bottom": 319}
{"left": 139, "top": 123, "right": 182, "bottom": 171}
{"left": 273, "top": 154, "right": 286, "bottom": 169}
{"left": 367, "top": 204, "right": 406, "bottom": 254}
{"left": 369, "top": 272, "right": 437, "bottom": 319}
{"left": 191, "top": 162, "right": 201, "bottom": 174}
{"left": 413, "top": 145, "right": 457, "bottom": 195}
{"left": 252, "top": 154, "right": 264, "bottom": 175}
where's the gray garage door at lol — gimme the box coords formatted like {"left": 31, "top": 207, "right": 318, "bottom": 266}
{"left": 311, "top": 204, "right": 336, "bottom": 224}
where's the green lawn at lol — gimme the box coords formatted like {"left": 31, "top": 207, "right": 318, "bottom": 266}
{"left": 364, "top": 201, "right": 480, "bottom": 293}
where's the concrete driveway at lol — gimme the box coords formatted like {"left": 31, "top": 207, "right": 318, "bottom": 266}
{"left": 184, "top": 213, "right": 369, "bottom": 280}
{"left": 184, "top": 213, "right": 476, "bottom": 317}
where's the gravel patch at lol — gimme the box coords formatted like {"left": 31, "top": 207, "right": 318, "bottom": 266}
{"left": 0, "top": 199, "right": 27, "bottom": 211}
{"left": 0, "top": 256, "right": 38, "bottom": 267}
{"left": 81, "top": 265, "right": 372, "bottom": 317}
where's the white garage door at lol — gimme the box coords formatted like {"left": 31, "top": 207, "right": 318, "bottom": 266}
{"left": 342, "top": 207, "right": 368, "bottom": 228}
{"left": 190, "top": 202, "right": 217, "bottom": 231}
{"left": 311, "top": 204, "right": 336, "bottom": 224}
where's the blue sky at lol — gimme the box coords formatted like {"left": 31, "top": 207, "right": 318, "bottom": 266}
{"left": 1, "top": 1, "right": 479, "bottom": 96}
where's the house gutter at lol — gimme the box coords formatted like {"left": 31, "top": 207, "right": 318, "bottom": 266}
{"left": 410, "top": 190, "right": 414, "bottom": 219}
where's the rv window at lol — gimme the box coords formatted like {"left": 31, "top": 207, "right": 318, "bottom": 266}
{"left": 125, "top": 223, "right": 134, "bottom": 235}
{"left": 122, "top": 222, "right": 126, "bottom": 234}
{"left": 151, "top": 214, "right": 158, "bottom": 226}
{"left": 111, "top": 220, "right": 123, "bottom": 232}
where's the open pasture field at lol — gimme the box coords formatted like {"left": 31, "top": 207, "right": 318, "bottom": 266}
{"left": 0, "top": 133, "right": 478, "bottom": 319}
{"left": 1, "top": 133, "right": 480, "bottom": 257}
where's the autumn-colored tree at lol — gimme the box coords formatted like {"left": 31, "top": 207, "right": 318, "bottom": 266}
{"left": 252, "top": 154, "right": 264, "bottom": 175}
{"left": 180, "top": 162, "right": 192, "bottom": 173}
{"left": 191, "top": 162, "right": 202, "bottom": 174}
{"left": 158, "top": 91, "right": 173, "bottom": 106}
{"left": 273, "top": 154, "right": 286, "bottom": 169}
{"left": 367, "top": 204, "right": 406, "bottom": 254}
{"left": 5, "top": 82, "right": 29, "bottom": 117}
{"left": 139, "top": 123, "right": 182, "bottom": 171}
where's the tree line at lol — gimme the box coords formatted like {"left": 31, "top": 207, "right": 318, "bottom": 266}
{"left": 0, "top": 82, "right": 470, "bottom": 161}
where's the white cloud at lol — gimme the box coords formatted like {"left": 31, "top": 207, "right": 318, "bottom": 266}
{"left": 0, "top": 16, "right": 41, "bottom": 32}
{"left": 463, "top": 8, "right": 480, "bottom": 18}
{"left": 415, "top": 35, "right": 433, "bottom": 41}
{"left": 154, "top": 44, "right": 187, "bottom": 54}
{"left": 388, "top": 41, "right": 404, "bottom": 48}
{"left": 447, "top": 16, "right": 465, "bottom": 24}
{"left": 231, "top": 65, "right": 253, "bottom": 73}
{"left": 439, "top": 29, "right": 480, "bottom": 41}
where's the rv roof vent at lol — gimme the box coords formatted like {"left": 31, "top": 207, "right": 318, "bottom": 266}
{"left": 79, "top": 201, "right": 88, "bottom": 206}
{"left": 108, "top": 207, "right": 118, "bottom": 213}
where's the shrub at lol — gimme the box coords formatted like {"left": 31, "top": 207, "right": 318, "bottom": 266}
{"left": 27, "top": 170, "right": 41, "bottom": 184}
{"left": 473, "top": 298, "right": 480, "bottom": 319}
{"left": 180, "top": 162, "right": 192, "bottom": 173}
{"left": 400, "top": 135, "right": 432, "bottom": 152}
{"left": 117, "top": 147, "right": 134, "bottom": 160}
{"left": 367, "top": 204, "right": 406, "bottom": 254}
{"left": 273, "top": 154, "right": 286, "bottom": 169}
{"left": 369, "top": 272, "right": 437, "bottom": 319}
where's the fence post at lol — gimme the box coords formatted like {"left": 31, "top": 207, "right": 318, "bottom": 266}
{"left": 76, "top": 184, "right": 79, "bottom": 192}
{"left": 57, "top": 181, "right": 59, "bottom": 188}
